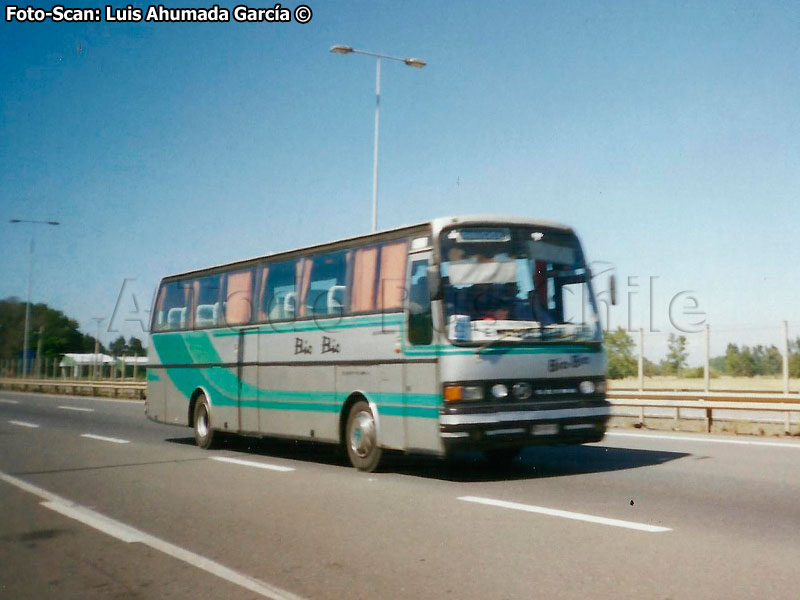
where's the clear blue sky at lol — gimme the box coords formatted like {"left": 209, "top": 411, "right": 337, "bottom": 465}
{"left": 1, "top": 0, "right": 798, "bottom": 361}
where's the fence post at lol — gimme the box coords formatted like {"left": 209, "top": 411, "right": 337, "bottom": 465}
{"left": 782, "top": 320, "right": 790, "bottom": 396}
{"left": 704, "top": 324, "right": 710, "bottom": 393}
{"left": 638, "top": 328, "right": 644, "bottom": 392}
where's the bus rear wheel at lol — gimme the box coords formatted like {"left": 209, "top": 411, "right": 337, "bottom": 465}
{"left": 345, "top": 401, "right": 382, "bottom": 472}
{"left": 193, "top": 395, "right": 217, "bottom": 449}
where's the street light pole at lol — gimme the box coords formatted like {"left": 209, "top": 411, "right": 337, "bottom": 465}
{"left": 23, "top": 237, "right": 33, "bottom": 378}
{"left": 372, "top": 56, "right": 381, "bottom": 233}
{"left": 330, "top": 45, "right": 426, "bottom": 232}
{"left": 9, "top": 219, "right": 60, "bottom": 378}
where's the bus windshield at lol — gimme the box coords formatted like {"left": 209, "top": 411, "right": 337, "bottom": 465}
{"left": 439, "top": 225, "right": 601, "bottom": 344}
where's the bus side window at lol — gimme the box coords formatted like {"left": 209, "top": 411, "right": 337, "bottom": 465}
{"left": 193, "top": 274, "right": 222, "bottom": 329}
{"left": 154, "top": 280, "right": 192, "bottom": 331}
{"left": 407, "top": 258, "right": 432, "bottom": 345}
{"left": 259, "top": 260, "right": 297, "bottom": 323}
{"left": 305, "top": 251, "right": 349, "bottom": 317}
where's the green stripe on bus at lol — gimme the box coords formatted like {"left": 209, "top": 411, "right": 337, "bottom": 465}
{"left": 154, "top": 332, "right": 442, "bottom": 419}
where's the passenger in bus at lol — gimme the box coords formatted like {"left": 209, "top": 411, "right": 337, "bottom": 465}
{"left": 471, "top": 282, "right": 517, "bottom": 321}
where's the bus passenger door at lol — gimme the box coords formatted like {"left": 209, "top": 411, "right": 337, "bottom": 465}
{"left": 237, "top": 328, "right": 260, "bottom": 433}
{"left": 403, "top": 251, "right": 440, "bottom": 452}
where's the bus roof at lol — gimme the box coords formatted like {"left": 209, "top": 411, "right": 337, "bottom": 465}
{"left": 160, "top": 214, "right": 574, "bottom": 282}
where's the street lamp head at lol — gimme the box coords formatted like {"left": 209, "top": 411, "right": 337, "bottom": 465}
{"left": 403, "top": 58, "right": 426, "bottom": 68}
{"left": 10, "top": 218, "right": 60, "bottom": 225}
{"left": 330, "top": 45, "right": 354, "bottom": 54}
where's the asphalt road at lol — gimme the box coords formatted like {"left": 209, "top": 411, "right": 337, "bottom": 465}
{"left": 2, "top": 390, "right": 800, "bottom": 600}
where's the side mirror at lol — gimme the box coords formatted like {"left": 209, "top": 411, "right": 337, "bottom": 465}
{"left": 427, "top": 265, "right": 442, "bottom": 301}
{"left": 609, "top": 274, "right": 617, "bottom": 306}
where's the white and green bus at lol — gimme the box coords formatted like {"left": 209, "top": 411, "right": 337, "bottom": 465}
{"left": 146, "top": 215, "right": 611, "bottom": 471}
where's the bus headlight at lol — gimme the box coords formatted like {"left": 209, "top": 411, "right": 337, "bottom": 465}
{"left": 443, "top": 385, "right": 483, "bottom": 402}
{"left": 579, "top": 380, "right": 596, "bottom": 394}
{"left": 491, "top": 384, "right": 509, "bottom": 399}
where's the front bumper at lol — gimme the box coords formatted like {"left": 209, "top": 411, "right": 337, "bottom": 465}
{"left": 440, "top": 399, "right": 610, "bottom": 452}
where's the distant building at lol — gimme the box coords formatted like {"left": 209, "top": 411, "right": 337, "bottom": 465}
{"left": 59, "top": 353, "right": 115, "bottom": 378}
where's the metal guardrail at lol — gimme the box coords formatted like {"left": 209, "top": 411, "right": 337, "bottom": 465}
{"left": 606, "top": 390, "right": 800, "bottom": 434}
{"left": 0, "top": 379, "right": 798, "bottom": 435}
{"left": 0, "top": 378, "right": 146, "bottom": 400}
{"left": 608, "top": 397, "right": 800, "bottom": 435}
{"left": 611, "top": 387, "right": 800, "bottom": 395}
{"left": 607, "top": 389, "right": 800, "bottom": 404}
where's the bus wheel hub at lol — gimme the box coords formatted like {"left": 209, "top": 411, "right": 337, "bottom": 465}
{"left": 350, "top": 411, "right": 375, "bottom": 458}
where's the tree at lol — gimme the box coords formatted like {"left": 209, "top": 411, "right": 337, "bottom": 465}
{"left": 709, "top": 355, "right": 727, "bottom": 375}
{"left": 0, "top": 297, "right": 105, "bottom": 359}
{"left": 665, "top": 334, "right": 688, "bottom": 375}
{"left": 604, "top": 327, "right": 637, "bottom": 379}
{"left": 127, "top": 337, "right": 146, "bottom": 356}
{"left": 643, "top": 357, "right": 663, "bottom": 376}
{"left": 726, "top": 343, "right": 755, "bottom": 376}
{"left": 751, "top": 345, "right": 782, "bottom": 375}
{"left": 784, "top": 337, "right": 800, "bottom": 377}
{"left": 109, "top": 335, "right": 127, "bottom": 356}
{"left": 790, "top": 353, "right": 800, "bottom": 378}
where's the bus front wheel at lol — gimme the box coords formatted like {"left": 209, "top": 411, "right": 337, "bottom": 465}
{"left": 193, "top": 395, "right": 217, "bottom": 449}
{"left": 345, "top": 401, "right": 382, "bottom": 472}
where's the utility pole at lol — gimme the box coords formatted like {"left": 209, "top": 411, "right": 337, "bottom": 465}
{"left": 35, "top": 325, "right": 44, "bottom": 379}
{"left": 783, "top": 320, "right": 790, "bottom": 396}
{"left": 638, "top": 328, "right": 644, "bottom": 391}
{"left": 704, "top": 324, "right": 710, "bottom": 392}
{"left": 92, "top": 317, "right": 105, "bottom": 380}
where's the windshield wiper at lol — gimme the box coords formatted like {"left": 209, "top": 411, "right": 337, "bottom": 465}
{"left": 476, "top": 326, "right": 541, "bottom": 355}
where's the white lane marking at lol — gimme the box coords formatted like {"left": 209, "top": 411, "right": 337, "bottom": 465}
{"left": 211, "top": 456, "right": 295, "bottom": 472}
{"left": 81, "top": 433, "right": 129, "bottom": 444}
{"left": 458, "top": 496, "right": 671, "bottom": 533}
{"left": 0, "top": 399, "right": 20, "bottom": 404}
{"left": 606, "top": 431, "right": 800, "bottom": 449}
{"left": 8, "top": 420, "right": 39, "bottom": 428}
{"left": 1, "top": 391, "right": 144, "bottom": 404}
{"left": 0, "top": 471, "right": 307, "bottom": 600}
{"left": 58, "top": 406, "right": 95, "bottom": 412}
{"left": 43, "top": 501, "right": 142, "bottom": 543}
